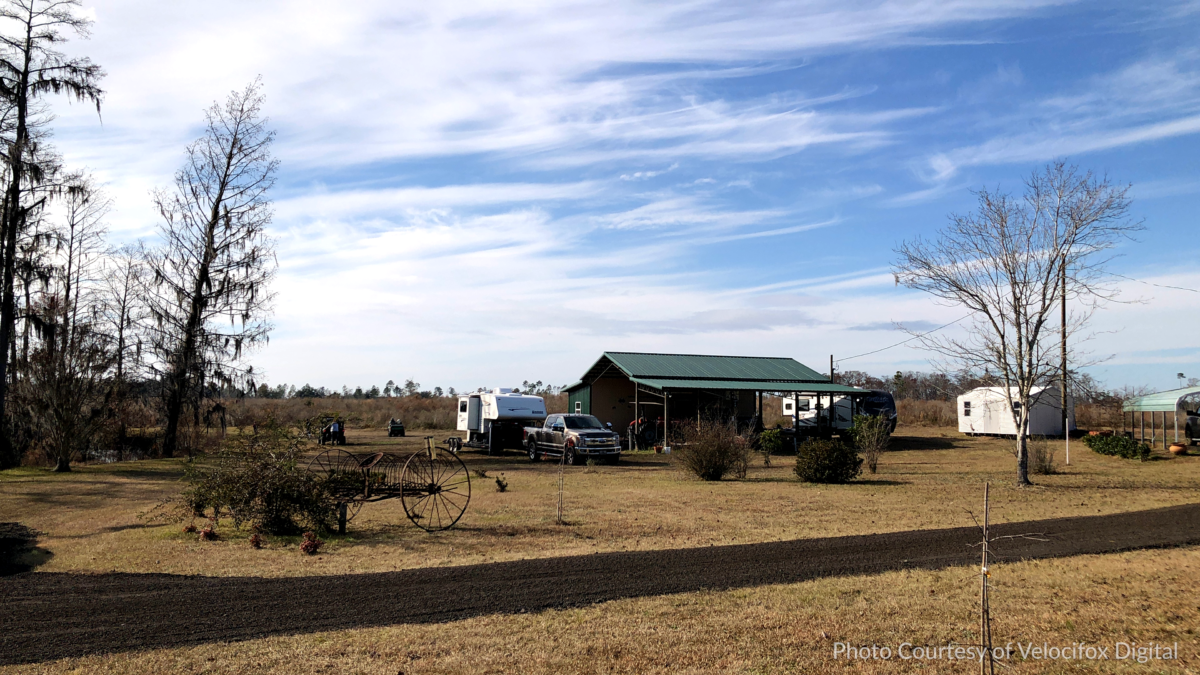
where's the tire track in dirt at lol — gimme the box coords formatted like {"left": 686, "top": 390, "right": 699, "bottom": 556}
{"left": 2, "top": 503, "right": 1198, "bottom": 665}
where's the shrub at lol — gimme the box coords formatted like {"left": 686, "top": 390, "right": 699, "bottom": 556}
{"left": 249, "top": 533, "right": 264, "bottom": 549}
{"left": 495, "top": 474, "right": 508, "bottom": 492}
{"left": 198, "top": 523, "right": 218, "bottom": 541}
{"left": 850, "top": 414, "right": 891, "bottom": 473}
{"left": 759, "top": 429, "right": 783, "bottom": 466}
{"left": 182, "top": 523, "right": 197, "bottom": 534}
{"left": 794, "top": 438, "right": 862, "bottom": 484}
{"left": 1028, "top": 437, "right": 1058, "bottom": 475}
{"left": 1082, "top": 434, "right": 1151, "bottom": 461}
{"left": 675, "top": 420, "right": 750, "bottom": 481}
{"left": 174, "top": 422, "right": 339, "bottom": 535}
{"left": 299, "top": 531, "right": 323, "bottom": 555}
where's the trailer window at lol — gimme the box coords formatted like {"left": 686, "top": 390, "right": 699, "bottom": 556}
{"left": 963, "top": 401, "right": 971, "bottom": 417}
{"left": 459, "top": 401, "right": 467, "bottom": 413}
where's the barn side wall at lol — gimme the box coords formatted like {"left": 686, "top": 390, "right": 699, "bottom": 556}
{"left": 589, "top": 377, "right": 638, "bottom": 431}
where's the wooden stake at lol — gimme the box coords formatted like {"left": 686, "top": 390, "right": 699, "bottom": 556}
{"left": 556, "top": 450, "right": 566, "bottom": 525}
{"left": 980, "top": 483, "right": 995, "bottom": 675}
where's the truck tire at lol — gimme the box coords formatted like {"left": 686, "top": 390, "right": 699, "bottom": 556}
{"left": 528, "top": 439, "right": 539, "bottom": 462}
{"left": 564, "top": 442, "right": 577, "bottom": 466}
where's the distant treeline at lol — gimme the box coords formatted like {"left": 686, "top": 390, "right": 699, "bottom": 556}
{"left": 834, "top": 369, "right": 1128, "bottom": 404}
{"left": 252, "top": 379, "right": 566, "bottom": 400}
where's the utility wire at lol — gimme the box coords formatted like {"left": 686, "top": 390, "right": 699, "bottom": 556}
{"left": 1112, "top": 273, "right": 1199, "bottom": 293}
{"left": 836, "top": 313, "right": 974, "bottom": 364}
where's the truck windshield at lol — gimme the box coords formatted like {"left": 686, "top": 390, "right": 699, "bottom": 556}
{"left": 564, "top": 415, "right": 605, "bottom": 429}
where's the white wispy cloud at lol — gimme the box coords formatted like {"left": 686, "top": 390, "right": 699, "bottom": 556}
{"left": 39, "top": 0, "right": 1200, "bottom": 390}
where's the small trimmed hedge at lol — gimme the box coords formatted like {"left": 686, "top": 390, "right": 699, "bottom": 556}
{"left": 794, "top": 438, "right": 862, "bottom": 483}
{"left": 1081, "top": 434, "right": 1151, "bottom": 461}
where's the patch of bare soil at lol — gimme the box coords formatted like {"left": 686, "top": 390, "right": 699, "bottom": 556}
{"left": 1, "top": 503, "right": 1198, "bottom": 666}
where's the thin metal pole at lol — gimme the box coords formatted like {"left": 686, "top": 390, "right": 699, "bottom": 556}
{"left": 1061, "top": 264, "right": 1069, "bottom": 464}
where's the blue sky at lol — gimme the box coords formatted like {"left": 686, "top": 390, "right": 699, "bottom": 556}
{"left": 51, "top": 0, "right": 1200, "bottom": 393}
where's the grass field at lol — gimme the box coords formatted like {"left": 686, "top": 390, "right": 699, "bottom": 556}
{"left": 2, "top": 426, "right": 1198, "bottom": 673}
{"left": 2, "top": 427, "right": 1197, "bottom": 578}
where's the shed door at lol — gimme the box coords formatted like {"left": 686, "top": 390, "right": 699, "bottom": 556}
{"left": 467, "top": 396, "right": 482, "bottom": 431}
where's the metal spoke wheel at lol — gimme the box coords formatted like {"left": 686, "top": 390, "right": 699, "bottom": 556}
{"left": 308, "top": 449, "right": 366, "bottom": 521}
{"left": 401, "top": 449, "right": 471, "bottom": 532}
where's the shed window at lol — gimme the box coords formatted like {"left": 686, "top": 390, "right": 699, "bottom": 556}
{"left": 963, "top": 401, "right": 971, "bottom": 417}
{"left": 574, "top": 401, "right": 582, "bottom": 413}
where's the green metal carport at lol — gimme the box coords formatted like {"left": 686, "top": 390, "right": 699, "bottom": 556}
{"left": 1121, "top": 386, "right": 1200, "bottom": 448}
{"left": 564, "top": 351, "right": 866, "bottom": 447}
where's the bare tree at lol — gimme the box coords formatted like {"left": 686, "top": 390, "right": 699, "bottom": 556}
{"left": 15, "top": 320, "right": 111, "bottom": 471}
{"left": 147, "top": 80, "right": 277, "bottom": 458}
{"left": 99, "top": 242, "right": 147, "bottom": 383}
{"left": 0, "top": 0, "right": 103, "bottom": 463}
{"left": 894, "top": 162, "right": 1138, "bottom": 486}
{"left": 51, "top": 173, "right": 108, "bottom": 354}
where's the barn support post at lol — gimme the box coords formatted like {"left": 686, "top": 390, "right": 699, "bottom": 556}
{"left": 1140, "top": 411, "right": 1145, "bottom": 443}
{"left": 632, "top": 387, "right": 639, "bottom": 451}
{"left": 663, "top": 389, "right": 670, "bottom": 452}
{"left": 1175, "top": 410, "right": 1179, "bottom": 443}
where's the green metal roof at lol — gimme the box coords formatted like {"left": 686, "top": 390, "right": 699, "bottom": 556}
{"left": 1122, "top": 385, "right": 1200, "bottom": 412}
{"left": 602, "top": 351, "right": 826, "bottom": 381}
{"left": 630, "top": 377, "right": 865, "bottom": 394}
{"left": 566, "top": 351, "right": 865, "bottom": 395}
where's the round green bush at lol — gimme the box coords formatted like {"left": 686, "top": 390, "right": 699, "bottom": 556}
{"left": 794, "top": 438, "right": 863, "bottom": 483}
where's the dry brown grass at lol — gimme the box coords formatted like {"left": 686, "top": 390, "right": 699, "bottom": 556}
{"left": 897, "top": 399, "right": 956, "bottom": 427}
{"left": 10, "top": 545, "right": 1196, "bottom": 674}
{"left": 2, "top": 426, "right": 1197, "bottom": 579}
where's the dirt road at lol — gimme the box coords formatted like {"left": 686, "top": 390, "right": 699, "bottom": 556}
{"left": 3, "top": 503, "right": 1198, "bottom": 666}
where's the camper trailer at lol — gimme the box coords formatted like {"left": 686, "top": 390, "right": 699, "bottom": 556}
{"left": 781, "top": 390, "right": 897, "bottom": 435}
{"left": 453, "top": 389, "right": 547, "bottom": 454}
{"left": 957, "top": 386, "right": 1075, "bottom": 437}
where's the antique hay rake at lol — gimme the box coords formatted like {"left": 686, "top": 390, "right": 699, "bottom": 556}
{"left": 307, "top": 437, "right": 471, "bottom": 533}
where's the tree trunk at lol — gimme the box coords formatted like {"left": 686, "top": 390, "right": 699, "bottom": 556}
{"left": 1015, "top": 414, "right": 1032, "bottom": 486}
{"left": 161, "top": 366, "right": 188, "bottom": 458}
{"left": 53, "top": 455, "right": 71, "bottom": 472}
{"left": 0, "top": 17, "right": 35, "bottom": 463}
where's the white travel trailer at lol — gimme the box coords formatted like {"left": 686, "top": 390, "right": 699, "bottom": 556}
{"left": 783, "top": 396, "right": 852, "bottom": 432}
{"left": 782, "top": 390, "right": 898, "bottom": 435}
{"left": 454, "top": 388, "right": 547, "bottom": 454}
{"left": 957, "top": 386, "right": 1075, "bottom": 436}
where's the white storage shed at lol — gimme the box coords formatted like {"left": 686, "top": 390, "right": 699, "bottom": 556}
{"left": 957, "top": 386, "right": 1075, "bottom": 437}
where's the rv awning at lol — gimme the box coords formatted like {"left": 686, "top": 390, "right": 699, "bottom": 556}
{"left": 1122, "top": 386, "right": 1200, "bottom": 412}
